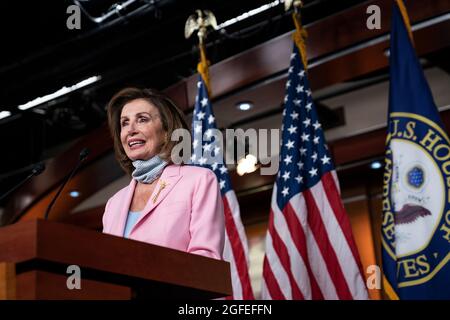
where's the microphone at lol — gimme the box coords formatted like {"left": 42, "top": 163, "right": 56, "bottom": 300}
{"left": 0, "top": 162, "right": 46, "bottom": 203}
{"left": 44, "top": 148, "right": 90, "bottom": 220}
{"left": 31, "top": 162, "right": 45, "bottom": 176}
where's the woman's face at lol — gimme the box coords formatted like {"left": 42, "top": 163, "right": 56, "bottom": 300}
{"left": 120, "top": 98, "right": 166, "bottom": 161}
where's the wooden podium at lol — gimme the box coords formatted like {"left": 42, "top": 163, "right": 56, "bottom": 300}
{"left": 0, "top": 219, "right": 232, "bottom": 300}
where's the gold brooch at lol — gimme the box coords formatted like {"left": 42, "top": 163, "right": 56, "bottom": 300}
{"left": 152, "top": 180, "right": 167, "bottom": 203}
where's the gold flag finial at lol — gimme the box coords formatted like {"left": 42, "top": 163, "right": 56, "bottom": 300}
{"left": 184, "top": 9, "right": 217, "bottom": 95}
{"left": 184, "top": 9, "right": 218, "bottom": 45}
{"left": 284, "top": 0, "right": 303, "bottom": 12}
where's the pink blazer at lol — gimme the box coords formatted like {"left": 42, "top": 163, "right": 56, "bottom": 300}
{"left": 102, "top": 164, "right": 225, "bottom": 260}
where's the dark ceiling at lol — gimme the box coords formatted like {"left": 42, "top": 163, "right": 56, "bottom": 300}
{"left": 0, "top": 0, "right": 367, "bottom": 203}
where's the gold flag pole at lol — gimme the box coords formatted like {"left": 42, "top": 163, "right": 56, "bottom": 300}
{"left": 395, "top": 0, "right": 414, "bottom": 45}
{"left": 184, "top": 10, "right": 218, "bottom": 96}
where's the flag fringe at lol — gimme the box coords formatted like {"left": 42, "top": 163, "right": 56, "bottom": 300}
{"left": 292, "top": 12, "right": 308, "bottom": 71}
{"left": 197, "top": 43, "right": 212, "bottom": 96}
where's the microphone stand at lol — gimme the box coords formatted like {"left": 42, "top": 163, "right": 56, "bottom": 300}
{"left": 44, "top": 148, "right": 90, "bottom": 220}
{"left": 0, "top": 163, "right": 45, "bottom": 203}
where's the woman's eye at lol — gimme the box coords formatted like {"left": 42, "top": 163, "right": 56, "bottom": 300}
{"left": 138, "top": 117, "right": 148, "bottom": 122}
{"left": 121, "top": 121, "right": 128, "bottom": 127}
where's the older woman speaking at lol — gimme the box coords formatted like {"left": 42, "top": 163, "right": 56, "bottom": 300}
{"left": 102, "top": 87, "right": 224, "bottom": 260}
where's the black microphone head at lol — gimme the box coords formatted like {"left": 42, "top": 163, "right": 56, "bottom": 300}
{"left": 79, "top": 148, "right": 90, "bottom": 161}
{"left": 32, "top": 162, "right": 45, "bottom": 175}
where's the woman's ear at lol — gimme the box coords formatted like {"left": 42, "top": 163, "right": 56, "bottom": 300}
{"left": 164, "top": 132, "right": 169, "bottom": 144}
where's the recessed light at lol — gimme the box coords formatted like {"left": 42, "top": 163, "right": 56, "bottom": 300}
{"left": 370, "top": 161, "right": 382, "bottom": 170}
{"left": 237, "top": 154, "right": 258, "bottom": 176}
{"left": 69, "top": 190, "right": 80, "bottom": 198}
{"left": 236, "top": 101, "right": 254, "bottom": 111}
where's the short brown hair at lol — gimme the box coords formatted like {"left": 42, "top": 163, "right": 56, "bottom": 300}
{"left": 107, "top": 87, "right": 189, "bottom": 175}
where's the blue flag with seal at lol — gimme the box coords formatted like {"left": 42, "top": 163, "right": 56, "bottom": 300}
{"left": 382, "top": 1, "right": 450, "bottom": 300}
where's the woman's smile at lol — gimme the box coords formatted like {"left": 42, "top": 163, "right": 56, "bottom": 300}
{"left": 127, "top": 138, "right": 146, "bottom": 150}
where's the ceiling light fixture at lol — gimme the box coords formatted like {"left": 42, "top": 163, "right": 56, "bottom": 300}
{"left": 370, "top": 161, "right": 383, "bottom": 170}
{"left": 237, "top": 154, "right": 258, "bottom": 176}
{"left": 17, "top": 75, "right": 101, "bottom": 111}
{"left": 218, "top": 0, "right": 284, "bottom": 29}
{"left": 69, "top": 190, "right": 81, "bottom": 198}
{"left": 236, "top": 101, "right": 254, "bottom": 111}
{"left": 0, "top": 111, "right": 12, "bottom": 120}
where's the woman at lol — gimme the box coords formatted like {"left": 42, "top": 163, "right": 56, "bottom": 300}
{"left": 102, "top": 87, "right": 224, "bottom": 260}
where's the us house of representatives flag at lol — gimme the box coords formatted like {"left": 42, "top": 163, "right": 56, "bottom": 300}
{"left": 261, "top": 14, "right": 368, "bottom": 299}
{"left": 382, "top": 1, "right": 450, "bottom": 300}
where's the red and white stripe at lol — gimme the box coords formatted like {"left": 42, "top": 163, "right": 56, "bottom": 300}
{"left": 222, "top": 190, "right": 255, "bottom": 300}
{"left": 262, "top": 171, "right": 368, "bottom": 300}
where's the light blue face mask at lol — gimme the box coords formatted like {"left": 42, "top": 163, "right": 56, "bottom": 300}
{"left": 132, "top": 155, "right": 168, "bottom": 184}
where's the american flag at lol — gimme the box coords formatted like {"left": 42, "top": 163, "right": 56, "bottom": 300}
{"left": 191, "top": 75, "right": 255, "bottom": 300}
{"left": 261, "top": 45, "right": 368, "bottom": 300}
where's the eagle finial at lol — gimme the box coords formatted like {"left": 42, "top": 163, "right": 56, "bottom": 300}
{"left": 284, "top": 0, "right": 303, "bottom": 12}
{"left": 184, "top": 9, "right": 218, "bottom": 44}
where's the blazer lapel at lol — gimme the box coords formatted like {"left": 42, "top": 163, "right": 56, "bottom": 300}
{"left": 112, "top": 179, "right": 136, "bottom": 237}
{"left": 131, "top": 164, "right": 182, "bottom": 232}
